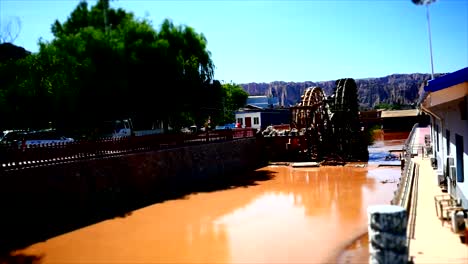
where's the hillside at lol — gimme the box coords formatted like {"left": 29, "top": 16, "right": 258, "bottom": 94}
{"left": 0, "top": 42, "right": 31, "bottom": 63}
{"left": 240, "top": 73, "right": 444, "bottom": 109}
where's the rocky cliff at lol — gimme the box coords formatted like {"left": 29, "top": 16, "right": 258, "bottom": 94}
{"left": 241, "top": 73, "right": 444, "bottom": 109}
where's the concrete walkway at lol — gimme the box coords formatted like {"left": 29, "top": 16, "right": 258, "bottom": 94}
{"left": 409, "top": 127, "right": 468, "bottom": 263}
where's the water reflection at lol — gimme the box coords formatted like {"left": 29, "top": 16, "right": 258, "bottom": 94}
{"left": 213, "top": 165, "right": 398, "bottom": 263}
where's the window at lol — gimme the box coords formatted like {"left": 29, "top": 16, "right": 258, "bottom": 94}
{"left": 446, "top": 129, "right": 450, "bottom": 155}
{"left": 254, "top": 117, "right": 259, "bottom": 125}
{"left": 237, "top": 118, "right": 243, "bottom": 125}
{"left": 460, "top": 97, "right": 467, "bottom": 120}
{"left": 455, "top": 134, "right": 464, "bottom": 182}
{"left": 435, "top": 124, "right": 439, "bottom": 152}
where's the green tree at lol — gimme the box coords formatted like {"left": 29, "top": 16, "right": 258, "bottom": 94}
{"left": 219, "top": 83, "right": 248, "bottom": 125}
{"left": 373, "top": 102, "right": 402, "bottom": 110}
{"left": 0, "top": 0, "right": 218, "bottom": 134}
{"left": 38, "top": 0, "right": 215, "bottom": 134}
{"left": 0, "top": 46, "right": 53, "bottom": 130}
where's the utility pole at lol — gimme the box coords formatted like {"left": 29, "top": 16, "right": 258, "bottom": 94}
{"left": 412, "top": 0, "right": 437, "bottom": 80}
{"left": 426, "top": 4, "right": 435, "bottom": 80}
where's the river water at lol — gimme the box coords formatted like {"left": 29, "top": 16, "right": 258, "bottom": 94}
{"left": 14, "top": 131, "right": 408, "bottom": 263}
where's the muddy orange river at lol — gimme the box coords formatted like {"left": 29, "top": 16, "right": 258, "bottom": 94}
{"left": 15, "top": 132, "right": 408, "bottom": 263}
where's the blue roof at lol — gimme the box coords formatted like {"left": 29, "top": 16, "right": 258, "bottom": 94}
{"left": 245, "top": 96, "right": 279, "bottom": 109}
{"left": 425, "top": 67, "right": 468, "bottom": 92}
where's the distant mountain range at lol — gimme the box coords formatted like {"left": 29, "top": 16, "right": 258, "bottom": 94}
{"left": 240, "top": 73, "right": 445, "bottom": 109}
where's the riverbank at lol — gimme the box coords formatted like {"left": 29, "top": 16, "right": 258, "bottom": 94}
{"left": 0, "top": 137, "right": 263, "bottom": 252}
{"left": 8, "top": 132, "right": 407, "bottom": 263}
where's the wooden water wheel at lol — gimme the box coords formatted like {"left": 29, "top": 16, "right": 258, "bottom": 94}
{"left": 290, "top": 87, "right": 331, "bottom": 159}
{"left": 330, "top": 78, "right": 361, "bottom": 159}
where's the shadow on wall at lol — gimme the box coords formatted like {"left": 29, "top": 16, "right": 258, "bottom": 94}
{"left": 0, "top": 169, "right": 276, "bottom": 258}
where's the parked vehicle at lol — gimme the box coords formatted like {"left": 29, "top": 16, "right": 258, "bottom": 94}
{"left": 0, "top": 130, "right": 28, "bottom": 146}
{"left": 23, "top": 129, "right": 74, "bottom": 146}
{"left": 99, "top": 119, "right": 165, "bottom": 138}
{"left": 100, "top": 119, "right": 133, "bottom": 138}
{"left": 0, "top": 129, "right": 74, "bottom": 148}
{"left": 215, "top": 123, "right": 237, "bottom": 130}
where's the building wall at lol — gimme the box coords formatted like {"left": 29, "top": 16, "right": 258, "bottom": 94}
{"left": 260, "top": 111, "right": 291, "bottom": 130}
{"left": 235, "top": 112, "right": 261, "bottom": 130}
{"left": 236, "top": 110, "right": 291, "bottom": 131}
{"left": 431, "top": 100, "right": 468, "bottom": 208}
{"left": 382, "top": 116, "right": 426, "bottom": 131}
{"left": 445, "top": 105, "right": 468, "bottom": 207}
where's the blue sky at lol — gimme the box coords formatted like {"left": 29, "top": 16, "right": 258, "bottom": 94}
{"left": 1, "top": 0, "right": 467, "bottom": 83}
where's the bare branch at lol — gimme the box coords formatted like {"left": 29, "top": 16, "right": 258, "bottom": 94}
{"left": 0, "top": 17, "right": 21, "bottom": 43}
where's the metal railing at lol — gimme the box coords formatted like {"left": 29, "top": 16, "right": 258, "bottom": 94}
{"left": 0, "top": 128, "right": 256, "bottom": 171}
{"left": 390, "top": 123, "right": 422, "bottom": 257}
{"left": 392, "top": 123, "right": 420, "bottom": 208}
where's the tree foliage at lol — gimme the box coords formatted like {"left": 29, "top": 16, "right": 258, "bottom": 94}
{"left": 0, "top": 0, "right": 242, "bottom": 135}
{"left": 219, "top": 83, "right": 248, "bottom": 124}
{"left": 373, "top": 102, "right": 403, "bottom": 110}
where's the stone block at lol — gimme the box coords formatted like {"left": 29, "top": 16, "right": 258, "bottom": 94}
{"left": 368, "top": 205, "right": 407, "bottom": 234}
{"left": 369, "top": 247, "right": 408, "bottom": 264}
{"left": 368, "top": 229, "right": 407, "bottom": 252}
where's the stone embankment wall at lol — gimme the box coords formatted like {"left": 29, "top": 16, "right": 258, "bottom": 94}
{"left": 0, "top": 138, "right": 263, "bottom": 250}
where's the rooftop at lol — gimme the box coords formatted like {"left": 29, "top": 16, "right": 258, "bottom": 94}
{"left": 381, "top": 109, "right": 419, "bottom": 118}
{"left": 425, "top": 67, "right": 468, "bottom": 93}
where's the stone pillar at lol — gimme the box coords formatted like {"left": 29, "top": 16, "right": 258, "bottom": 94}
{"left": 368, "top": 205, "right": 408, "bottom": 264}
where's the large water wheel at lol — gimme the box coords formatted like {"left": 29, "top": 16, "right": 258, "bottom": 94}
{"left": 290, "top": 87, "right": 332, "bottom": 160}
{"left": 289, "top": 79, "right": 368, "bottom": 162}
{"left": 329, "top": 78, "right": 365, "bottom": 160}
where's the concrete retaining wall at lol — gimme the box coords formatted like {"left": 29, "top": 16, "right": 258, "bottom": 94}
{"left": 0, "top": 138, "right": 263, "bottom": 251}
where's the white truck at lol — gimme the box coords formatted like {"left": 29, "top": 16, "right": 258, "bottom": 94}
{"left": 101, "top": 119, "right": 165, "bottom": 138}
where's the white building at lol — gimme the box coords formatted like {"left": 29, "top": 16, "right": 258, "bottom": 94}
{"left": 420, "top": 67, "right": 468, "bottom": 207}
{"left": 235, "top": 105, "right": 290, "bottom": 131}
